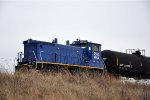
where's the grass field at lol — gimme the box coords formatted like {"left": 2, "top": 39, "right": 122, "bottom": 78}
{"left": 0, "top": 69, "right": 150, "bottom": 100}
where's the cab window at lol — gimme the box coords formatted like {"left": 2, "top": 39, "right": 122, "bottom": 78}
{"left": 92, "top": 44, "right": 100, "bottom": 51}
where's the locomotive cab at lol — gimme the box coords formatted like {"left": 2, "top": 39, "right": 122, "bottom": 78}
{"left": 71, "top": 39, "right": 104, "bottom": 68}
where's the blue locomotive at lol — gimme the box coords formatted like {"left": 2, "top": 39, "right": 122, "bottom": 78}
{"left": 16, "top": 38, "right": 104, "bottom": 71}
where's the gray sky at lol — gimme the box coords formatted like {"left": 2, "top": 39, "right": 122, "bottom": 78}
{"left": 0, "top": 0, "right": 150, "bottom": 71}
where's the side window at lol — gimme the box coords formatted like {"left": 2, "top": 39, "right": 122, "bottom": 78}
{"left": 92, "top": 44, "right": 99, "bottom": 51}
{"left": 99, "top": 45, "right": 101, "bottom": 51}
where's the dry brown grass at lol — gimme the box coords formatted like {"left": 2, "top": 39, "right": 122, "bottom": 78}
{"left": 0, "top": 69, "right": 150, "bottom": 100}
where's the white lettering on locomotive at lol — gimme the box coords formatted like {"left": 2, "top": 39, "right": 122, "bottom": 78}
{"left": 94, "top": 52, "right": 100, "bottom": 59}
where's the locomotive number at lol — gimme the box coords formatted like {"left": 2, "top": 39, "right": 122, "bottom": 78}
{"left": 94, "top": 52, "right": 100, "bottom": 59}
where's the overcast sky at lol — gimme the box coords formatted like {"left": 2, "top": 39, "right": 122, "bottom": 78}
{"left": 0, "top": 0, "right": 150, "bottom": 71}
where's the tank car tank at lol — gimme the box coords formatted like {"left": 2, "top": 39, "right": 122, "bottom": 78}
{"left": 102, "top": 50, "right": 150, "bottom": 77}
